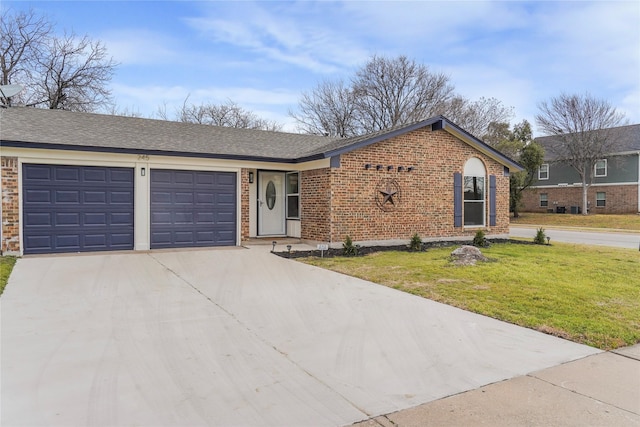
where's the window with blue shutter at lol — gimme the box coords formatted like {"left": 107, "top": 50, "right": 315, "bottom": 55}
{"left": 489, "top": 175, "right": 496, "bottom": 226}
{"left": 454, "top": 172, "right": 462, "bottom": 227}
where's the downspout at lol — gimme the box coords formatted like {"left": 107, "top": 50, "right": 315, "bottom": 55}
{"left": 637, "top": 152, "right": 640, "bottom": 213}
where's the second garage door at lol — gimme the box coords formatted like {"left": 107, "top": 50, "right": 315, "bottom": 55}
{"left": 150, "top": 169, "right": 237, "bottom": 249}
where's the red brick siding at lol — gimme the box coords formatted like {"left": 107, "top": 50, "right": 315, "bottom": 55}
{"left": 299, "top": 128, "right": 510, "bottom": 244}
{"left": 240, "top": 168, "right": 250, "bottom": 241}
{"left": 1, "top": 157, "right": 20, "bottom": 254}
{"left": 522, "top": 185, "right": 639, "bottom": 214}
{"left": 300, "top": 168, "right": 332, "bottom": 241}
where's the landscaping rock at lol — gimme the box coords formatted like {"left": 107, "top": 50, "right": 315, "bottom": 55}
{"left": 451, "top": 245, "right": 488, "bottom": 266}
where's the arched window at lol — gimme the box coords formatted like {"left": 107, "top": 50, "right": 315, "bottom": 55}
{"left": 463, "top": 158, "right": 486, "bottom": 226}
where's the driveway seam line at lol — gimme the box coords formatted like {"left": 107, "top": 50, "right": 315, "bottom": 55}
{"left": 526, "top": 373, "right": 639, "bottom": 416}
{"left": 147, "top": 253, "right": 373, "bottom": 419}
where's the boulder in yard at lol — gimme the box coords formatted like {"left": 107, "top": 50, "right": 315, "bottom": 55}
{"left": 451, "top": 245, "right": 488, "bottom": 266}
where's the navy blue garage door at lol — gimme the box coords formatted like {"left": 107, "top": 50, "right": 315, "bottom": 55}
{"left": 150, "top": 169, "right": 237, "bottom": 249}
{"left": 22, "top": 164, "right": 135, "bottom": 254}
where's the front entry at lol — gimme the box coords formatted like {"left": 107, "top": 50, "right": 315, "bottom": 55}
{"left": 258, "top": 171, "right": 286, "bottom": 236}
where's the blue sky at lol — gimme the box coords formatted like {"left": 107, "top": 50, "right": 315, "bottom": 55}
{"left": 5, "top": 1, "right": 640, "bottom": 134}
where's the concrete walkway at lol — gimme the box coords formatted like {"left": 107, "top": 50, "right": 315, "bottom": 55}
{"left": 354, "top": 345, "right": 640, "bottom": 426}
{"left": 2, "top": 247, "right": 603, "bottom": 426}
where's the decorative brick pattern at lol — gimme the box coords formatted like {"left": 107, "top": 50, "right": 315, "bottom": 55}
{"left": 299, "top": 128, "right": 511, "bottom": 244}
{"left": 522, "top": 185, "right": 639, "bottom": 214}
{"left": 1, "top": 157, "right": 20, "bottom": 254}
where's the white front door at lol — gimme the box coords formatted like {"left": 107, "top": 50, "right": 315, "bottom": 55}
{"left": 258, "top": 171, "right": 286, "bottom": 236}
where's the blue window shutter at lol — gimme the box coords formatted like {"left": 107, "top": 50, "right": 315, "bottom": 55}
{"left": 489, "top": 175, "right": 497, "bottom": 226}
{"left": 454, "top": 172, "right": 462, "bottom": 227}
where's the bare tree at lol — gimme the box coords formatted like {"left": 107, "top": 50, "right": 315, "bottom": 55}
{"left": 352, "top": 55, "right": 454, "bottom": 133}
{"left": 178, "top": 99, "right": 283, "bottom": 131}
{"left": 289, "top": 79, "right": 358, "bottom": 137}
{"left": 32, "top": 33, "right": 117, "bottom": 111}
{"left": 0, "top": 8, "right": 51, "bottom": 105}
{"left": 290, "top": 54, "right": 513, "bottom": 138}
{"left": 443, "top": 96, "right": 514, "bottom": 139}
{"left": 535, "top": 93, "right": 626, "bottom": 215}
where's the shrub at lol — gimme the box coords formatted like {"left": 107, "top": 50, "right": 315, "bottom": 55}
{"left": 534, "top": 227, "right": 547, "bottom": 245}
{"left": 409, "top": 232, "right": 423, "bottom": 251}
{"left": 472, "top": 230, "right": 488, "bottom": 247}
{"left": 343, "top": 235, "right": 358, "bottom": 256}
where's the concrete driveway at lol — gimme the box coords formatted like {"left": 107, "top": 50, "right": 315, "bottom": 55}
{"left": 2, "top": 247, "right": 599, "bottom": 426}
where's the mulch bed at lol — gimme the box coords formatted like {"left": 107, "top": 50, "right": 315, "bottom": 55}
{"left": 272, "top": 238, "right": 540, "bottom": 259}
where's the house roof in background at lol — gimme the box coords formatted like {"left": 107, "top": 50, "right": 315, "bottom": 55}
{"left": 0, "top": 107, "right": 522, "bottom": 170}
{"left": 535, "top": 124, "right": 640, "bottom": 160}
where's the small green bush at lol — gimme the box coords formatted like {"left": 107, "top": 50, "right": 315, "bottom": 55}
{"left": 409, "top": 232, "right": 423, "bottom": 251}
{"left": 534, "top": 227, "right": 547, "bottom": 245}
{"left": 342, "top": 235, "right": 358, "bottom": 256}
{"left": 472, "top": 230, "right": 487, "bottom": 247}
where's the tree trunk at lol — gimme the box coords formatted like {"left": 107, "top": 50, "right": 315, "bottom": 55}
{"left": 582, "top": 183, "right": 589, "bottom": 215}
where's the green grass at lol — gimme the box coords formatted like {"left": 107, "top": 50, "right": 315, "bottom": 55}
{"left": 0, "top": 256, "right": 17, "bottom": 296}
{"left": 512, "top": 212, "right": 640, "bottom": 231}
{"left": 302, "top": 243, "right": 640, "bottom": 350}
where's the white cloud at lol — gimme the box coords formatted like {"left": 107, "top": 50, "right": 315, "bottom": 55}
{"left": 100, "top": 29, "right": 181, "bottom": 65}
{"left": 183, "top": 2, "right": 370, "bottom": 74}
{"left": 111, "top": 82, "right": 300, "bottom": 122}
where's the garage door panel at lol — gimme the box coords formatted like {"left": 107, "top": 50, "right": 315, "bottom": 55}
{"left": 195, "top": 192, "right": 215, "bottom": 205}
{"left": 150, "top": 169, "right": 236, "bottom": 249}
{"left": 84, "top": 191, "right": 107, "bottom": 203}
{"left": 56, "top": 212, "right": 81, "bottom": 226}
{"left": 24, "top": 189, "right": 51, "bottom": 203}
{"left": 84, "top": 212, "right": 107, "bottom": 226}
{"left": 109, "top": 169, "right": 133, "bottom": 183}
{"left": 24, "top": 165, "right": 52, "bottom": 180}
{"left": 83, "top": 168, "right": 107, "bottom": 182}
{"left": 110, "top": 212, "right": 133, "bottom": 225}
{"left": 174, "top": 192, "right": 194, "bottom": 204}
{"left": 56, "top": 234, "right": 81, "bottom": 249}
{"left": 174, "top": 172, "right": 195, "bottom": 185}
{"left": 55, "top": 167, "right": 80, "bottom": 182}
{"left": 22, "top": 164, "right": 134, "bottom": 254}
{"left": 84, "top": 234, "right": 107, "bottom": 248}
{"left": 110, "top": 191, "right": 133, "bottom": 204}
{"left": 56, "top": 190, "right": 80, "bottom": 203}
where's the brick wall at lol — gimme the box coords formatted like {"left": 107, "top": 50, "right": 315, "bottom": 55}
{"left": 300, "top": 168, "right": 332, "bottom": 241}
{"left": 240, "top": 168, "right": 250, "bottom": 241}
{"left": 522, "top": 185, "right": 639, "bottom": 214}
{"left": 300, "top": 127, "right": 511, "bottom": 244}
{"left": 1, "top": 157, "right": 20, "bottom": 254}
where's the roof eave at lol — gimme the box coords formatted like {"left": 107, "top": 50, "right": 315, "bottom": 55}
{"left": 0, "top": 140, "right": 325, "bottom": 164}
{"left": 436, "top": 119, "right": 524, "bottom": 172}
{"left": 321, "top": 117, "right": 442, "bottom": 158}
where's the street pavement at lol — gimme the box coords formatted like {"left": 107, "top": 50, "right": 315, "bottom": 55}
{"left": 510, "top": 225, "right": 640, "bottom": 249}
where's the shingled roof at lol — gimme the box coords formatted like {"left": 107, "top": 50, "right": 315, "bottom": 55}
{"left": 0, "top": 107, "right": 522, "bottom": 170}
{"left": 535, "top": 124, "right": 640, "bottom": 160}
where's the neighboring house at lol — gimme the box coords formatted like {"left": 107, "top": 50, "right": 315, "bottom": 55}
{"left": 522, "top": 124, "right": 640, "bottom": 214}
{"left": 1, "top": 108, "right": 521, "bottom": 255}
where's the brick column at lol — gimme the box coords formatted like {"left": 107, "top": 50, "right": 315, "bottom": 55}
{"left": 1, "top": 157, "right": 20, "bottom": 254}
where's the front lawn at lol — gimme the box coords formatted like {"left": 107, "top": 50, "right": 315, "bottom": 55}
{"left": 512, "top": 212, "right": 640, "bottom": 231}
{"left": 302, "top": 243, "right": 640, "bottom": 350}
{"left": 0, "top": 256, "right": 17, "bottom": 296}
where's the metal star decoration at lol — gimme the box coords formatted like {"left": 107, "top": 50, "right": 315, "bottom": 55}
{"left": 379, "top": 184, "right": 398, "bottom": 206}
{"left": 375, "top": 179, "right": 402, "bottom": 211}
